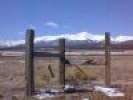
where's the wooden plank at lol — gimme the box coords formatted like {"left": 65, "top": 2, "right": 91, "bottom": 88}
{"left": 48, "top": 65, "right": 54, "bottom": 78}
{"left": 105, "top": 32, "right": 111, "bottom": 87}
{"left": 34, "top": 51, "right": 61, "bottom": 57}
{"left": 59, "top": 38, "right": 65, "bottom": 87}
{"left": 25, "top": 29, "right": 35, "bottom": 96}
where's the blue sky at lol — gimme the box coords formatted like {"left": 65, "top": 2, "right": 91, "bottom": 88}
{"left": 0, "top": 0, "right": 133, "bottom": 40}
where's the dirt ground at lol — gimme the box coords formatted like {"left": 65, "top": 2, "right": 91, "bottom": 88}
{"left": 0, "top": 50, "right": 133, "bottom": 99}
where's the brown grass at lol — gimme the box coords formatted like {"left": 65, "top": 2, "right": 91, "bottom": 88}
{"left": 0, "top": 51, "right": 133, "bottom": 99}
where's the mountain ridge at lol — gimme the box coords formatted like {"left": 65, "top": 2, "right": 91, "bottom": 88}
{"left": 0, "top": 32, "right": 133, "bottom": 49}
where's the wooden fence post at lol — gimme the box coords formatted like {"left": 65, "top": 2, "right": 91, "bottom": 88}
{"left": 59, "top": 38, "right": 65, "bottom": 88}
{"left": 105, "top": 32, "right": 111, "bottom": 87}
{"left": 25, "top": 29, "right": 35, "bottom": 96}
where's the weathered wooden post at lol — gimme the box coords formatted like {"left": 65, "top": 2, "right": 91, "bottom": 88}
{"left": 59, "top": 38, "right": 65, "bottom": 88}
{"left": 105, "top": 32, "right": 111, "bottom": 87}
{"left": 25, "top": 29, "right": 35, "bottom": 96}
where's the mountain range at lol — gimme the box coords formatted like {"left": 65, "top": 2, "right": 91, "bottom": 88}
{"left": 0, "top": 32, "right": 133, "bottom": 50}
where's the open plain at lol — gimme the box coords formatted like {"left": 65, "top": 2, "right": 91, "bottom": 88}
{"left": 0, "top": 50, "right": 133, "bottom": 99}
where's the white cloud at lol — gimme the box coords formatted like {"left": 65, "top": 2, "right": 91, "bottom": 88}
{"left": 44, "top": 22, "right": 59, "bottom": 28}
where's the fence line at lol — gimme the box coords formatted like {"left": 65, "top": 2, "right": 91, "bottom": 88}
{"left": 25, "top": 29, "right": 111, "bottom": 96}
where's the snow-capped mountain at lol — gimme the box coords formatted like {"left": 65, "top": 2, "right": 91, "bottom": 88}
{"left": 115, "top": 36, "right": 133, "bottom": 42}
{"left": 0, "top": 32, "right": 133, "bottom": 49}
{"left": 35, "top": 32, "right": 105, "bottom": 42}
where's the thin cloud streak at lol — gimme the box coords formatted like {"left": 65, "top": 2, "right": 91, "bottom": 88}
{"left": 44, "top": 22, "right": 59, "bottom": 28}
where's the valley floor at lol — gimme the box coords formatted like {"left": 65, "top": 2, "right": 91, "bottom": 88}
{"left": 0, "top": 50, "right": 133, "bottom": 99}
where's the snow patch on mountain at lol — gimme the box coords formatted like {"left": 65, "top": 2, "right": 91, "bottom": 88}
{"left": 35, "top": 32, "right": 105, "bottom": 41}
{"left": 115, "top": 36, "right": 133, "bottom": 42}
{"left": 0, "top": 40, "right": 25, "bottom": 47}
{"left": 0, "top": 32, "right": 133, "bottom": 47}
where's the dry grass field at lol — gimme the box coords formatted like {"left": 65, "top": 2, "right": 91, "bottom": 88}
{"left": 0, "top": 50, "right": 133, "bottom": 99}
